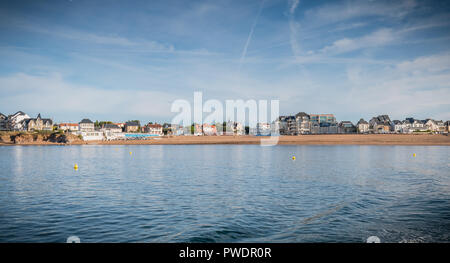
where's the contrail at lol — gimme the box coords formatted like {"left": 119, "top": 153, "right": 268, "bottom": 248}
{"left": 238, "top": 0, "right": 266, "bottom": 74}
{"left": 289, "top": 0, "right": 301, "bottom": 58}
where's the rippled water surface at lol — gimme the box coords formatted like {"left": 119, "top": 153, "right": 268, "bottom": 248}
{"left": 0, "top": 145, "right": 449, "bottom": 242}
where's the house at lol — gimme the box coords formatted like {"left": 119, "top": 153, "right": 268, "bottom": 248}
{"left": 125, "top": 121, "right": 140, "bottom": 133}
{"left": 311, "top": 122, "right": 338, "bottom": 134}
{"left": 7, "top": 111, "right": 30, "bottom": 131}
{"left": 286, "top": 116, "right": 297, "bottom": 135}
{"left": 309, "top": 114, "right": 336, "bottom": 125}
{"left": 114, "top": 123, "right": 125, "bottom": 129}
{"left": 79, "top": 119, "right": 95, "bottom": 132}
{"left": 295, "top": 112, "right": 311, "bottom": 134}
{"left": 165, "top": 124, "right": 184, "bottom": 136}
{"left": 338, "top": 121, "right": 356, "bottom": 134}
{"left": 412, "top": 119, "right": 425, "bottom": 129}
{"left": 80, "top": 131, "right": 104, "bottom": 141}
{"left": 101, "top": 123, "right": 122, "bottom": 133}
{"left": 100, "top": 123, "right": 124, "bottom": 140}
{"left": 256, "top": 123, "right": 272, "bottom": 135}
{"left": 142, "top": 123, "right": 163, "bottom": 136}
{"left": 0, "top": 113, "right": 7, "bottom": 131}
{"left": 58, "top": 123, "right": 79, "bottom": 132}
{"left": 369, "top": 115, "right": 392, "bottom": 133}
{"left": 356, "top": 118, "right": 369, "bottom": 133}
{"left": 400, "top": 118, "right": 413, "bottom": 133}
{"left": 232, "top": 122, "right": 245, "bottom": 135}
{"left": 392, "top": 120, "right": 403, "bottom": 133}
{"left": 445, "top": 121, "right": 450, "bottom": 133}
{"left": 424, "top": 119, "right": 445, "bottom": 133}
{"left": 275, "top": 116, "right": 288, "bottom": 135}
{"left": 202, "top": 124, "right": 217, "bottom": 136}
{"left": 21, "top": 114, "right": 53, "bottom": 131}
{"left": 276, "top": 116, "right": 297, "bottom": 135}
{"left": 309, "top": 114, "right": 338, "bottom": 134}
{"left": 435, "top": 120, "right": 446, "bottom": 133}
{"left": 193, "top": 123, "right": 203, "bottom": 136}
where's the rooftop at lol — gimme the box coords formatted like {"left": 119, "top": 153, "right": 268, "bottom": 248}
{"left": 80, "top": 119, "right": 93, "bottom": 124}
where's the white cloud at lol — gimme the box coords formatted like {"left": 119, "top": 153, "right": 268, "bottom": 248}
{"left": 289, "top": 0, "right": 299, "bottom": 15}
{"left": 397, "top": 53, "right": 450, "bottom": 73}
{"left": 304, "top": 0, "right": 417, "bottom": 26}
{"left": 320, "top": 28, "right": 396, "bottom": 55}
{"left": 344, "top": 53, "right": 450, "bottom": 120}
{"left": 0, "top": 73, "right": 178, "bottom": 122}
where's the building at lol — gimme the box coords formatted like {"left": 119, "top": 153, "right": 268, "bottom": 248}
{"left": 435, "top": 120, "right": 446, "bottom": 133}
{"left": 392, "top": 120, "right": 403, "bottom": 133}
{"left": 7, "top": 111, "right": 30, "bottom": 131}
{"left": 0, "top": 113, "right": 7, "bottom": 131}
{"left": 276, "top": 116, "right": 297, "bottom": 135}
{"left": 424, "top": 119, "right": 445, "bottom": 133}
{"left": 80, "top": 131, "right": 104, "bottom": 141}
{"left": 445, "top": 121, "right": 450, "bottom": 133}
{"left": 193, "top": 123, "right": 203, "bottom": 136}
{"left": 101, "top": 123, "right": 122, "bottom": 133}
{"left": 79, "top": 119, "right": 95, "bottom": 132}
{"left": 202, "top": 124, "right": 217, "bottom": 136}
{"left": 231, "top": 122, "right": 245, "bottom": 135}
{"left": 338, "top": 121, "right": 356, "bottom": 134}
{"left": 114, "top": 123, "right": 125, "bottom": 129}
{"left": 311, "top": 122, "right": 338, "bottom": 134}
{"left": 256, "top": 123, "right": 272, "bottom": 135}
{"left": 401, "top": 118, "right": 413, "bottom": 133}
{"left": 165, "top": 124, "right": 184, "bottom": 136}
{"left": 369, "top": 115, "right": 392, "bottom": 133}
{"left": 295, "top": 112, "right": 311, "bottom": 134}
{"left": 58, "top": 123, "right": 79, "bottom": 132}
{"left": 125, "top": 121, "right": 140, "bottom": 133}
{"left": 310, "top": 114, "right": 337, "bottom": 134}
{"left": 100, "top": 123, "right": 123, "bottom": 140}
{"left": 21, "top": 114, "right": 53, "bottom": 131}
{"left": 356, "top": 119, "right": 369, "bottom": 133}
{"left": 143, "top": 123, "right": 163, "bottom": 136}
{"left": 310, "top": 114, "right": 336, "bottom": 125}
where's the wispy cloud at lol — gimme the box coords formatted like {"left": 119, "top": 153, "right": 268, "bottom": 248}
{"left": 238, "top": 0, "right": 266, "bottom": 72}
{"left": 288, "top": 0, "right": 301, "bottom": 58}
{"left": 0, "top": 72, "right": 178, "bottom": 121}
{"left": 319, "top": 28, "right": 396, "bottom": 55}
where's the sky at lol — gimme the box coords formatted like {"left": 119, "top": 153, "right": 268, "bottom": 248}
{"left": 0, "top": 0, "right": 449, "bottom": 124}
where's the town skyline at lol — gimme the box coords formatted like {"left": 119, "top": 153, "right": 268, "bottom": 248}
{"left": 1, "top": 0, "right": 449, "bottom": 123}
{"left": 1, "top": 108, "right": 449, "bottom": 128}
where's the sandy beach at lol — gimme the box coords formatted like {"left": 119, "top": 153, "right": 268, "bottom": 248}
{"left": 2, "top": 134, "right": 449, "bottom": 146}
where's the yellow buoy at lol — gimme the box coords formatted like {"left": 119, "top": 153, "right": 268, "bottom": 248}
{"left": 292, "top": 156, "right": 296, "bottom": 160}
{"left": 413, "top": 153, "right": 416, "bottom": 157}
{"left": 74, "top": 164, "right": 78, "bottom": 170}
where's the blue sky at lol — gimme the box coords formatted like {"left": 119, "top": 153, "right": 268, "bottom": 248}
{"left": 0, "top": 0, "right": 449, "bottom": 124}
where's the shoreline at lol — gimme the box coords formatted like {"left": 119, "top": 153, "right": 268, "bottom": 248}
{"left": 1, "top": 134, "right": 450, "bottom": 146}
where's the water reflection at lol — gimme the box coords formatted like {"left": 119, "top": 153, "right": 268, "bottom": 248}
{"left": 0, "top": 145, "right": 449, "bottom": 242}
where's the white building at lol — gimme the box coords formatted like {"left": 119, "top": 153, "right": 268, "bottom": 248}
{"left": 143, "top": 123, "right": 163, "bottom": 136}
{"left": 79, "top": 119, "right": 95, "bottom": 132}
{"left": 256, "top": 123, "right": 272, "bottom": 135}
{"left": 101, "top": 124, "right": 124, "bottom": 140}
{"left": 59, "top": 123, "right": 79, "bottom": 132}
{"left": 7, "top": 111, "right": 30, "bottom": 131}
{"left": 356, "top": 118, "right": 369, "bottom": 134}
{"left": 80, "top": 131, "right": 104, "bottom": 141}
